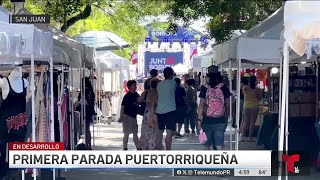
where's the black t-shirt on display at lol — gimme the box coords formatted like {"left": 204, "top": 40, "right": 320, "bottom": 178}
{"left": 199, "top": 84, "right": 232, "bottom": 124}
{"left": 175, "top": 86, "right": 186, "bottom": 107}
{"left": 121, "top": 92, "right": 140, "bottom": 118}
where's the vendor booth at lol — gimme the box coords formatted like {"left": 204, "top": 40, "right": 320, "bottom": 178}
{"left": 214, "top": 3, "right": 320, "bottom": 160}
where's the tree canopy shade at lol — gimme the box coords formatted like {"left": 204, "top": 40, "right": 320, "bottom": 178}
{"left": 0, "top": 0, "right": 168, "bottom": 59}
{"left": 1, "top": 0, "right": 168, "bottom": 33}
{"left": 167, "top": 0, "right": 282, "bottom": 43}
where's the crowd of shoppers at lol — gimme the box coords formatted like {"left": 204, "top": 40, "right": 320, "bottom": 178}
{"left": 118, "top": 67, "right": 261, "bottom": 150}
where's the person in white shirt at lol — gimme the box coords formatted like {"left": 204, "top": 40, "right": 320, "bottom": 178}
{"left": 156, "top": 67, "right": 176, "bottom": 150}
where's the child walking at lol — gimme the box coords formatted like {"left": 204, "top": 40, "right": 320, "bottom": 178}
{"left": 118, "top": 80, "right": 141, "bottom": 150}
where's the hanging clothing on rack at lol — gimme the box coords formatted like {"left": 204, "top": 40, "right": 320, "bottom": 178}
{"left": 35, "top": 70, "right": 48, "bottom": 142}
{"left": 46, "top": 72, "right": 53, "bottom": 142}
{"left": 59, "top": 94, "right": 69, "bottom": 148}
{"left": 0, "top": 77, "right": 27, "bottom": 178}
{"left": 0, "top": 77, "right": 27, "bottom": 142}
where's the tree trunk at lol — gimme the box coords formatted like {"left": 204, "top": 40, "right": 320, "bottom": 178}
{"left": 60, "top": 5, "right": 92, "bottom": 32}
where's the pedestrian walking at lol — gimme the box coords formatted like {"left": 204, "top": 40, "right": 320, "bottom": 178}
{"left": 144, "top": 69, "right": 158, "bottom": 90}
{"left": 197, "top": 73, "right": 232, "bottom": 150}
{"left": 156, "top": 67, "right": 176, "bottom": 150}
{"left": 185, "top": 79, "right": 198, "bottom": 135}
{"left": 139, "top": 78, "right": 164, "bottom": 150}
{"left": 174, "top": 78, "right": 186, "bottom": 138}
{"left": 118, "top": 80, "right": 141, "bottom": 150}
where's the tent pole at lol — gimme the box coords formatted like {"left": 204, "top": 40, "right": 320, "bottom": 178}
{"left": 277, "top": 56, "right": 283, "bottom": 177}
{"left": 83, "top": 65, "right": 86, "bottom": 146}
{"left": 81, "top": 67, "right": 85, "bottom": 144}
{"left": 316, "top": 57, "right": 319, "bottom": 123}
{"left": 98, "top": 65, "right": 101, "bottom": 134}
{"left": 69, "top": 66, "right": 74, "bottom": 150}
{"left": 30, "top": 53, "right": 38, "bottom": 180}
{"left": 70, "top": 68, "right": 75, "bottom": 149}
{"left": 91, "top": 68, "right": 95, "bottom": 147}
{"left": 79, "top": 68, "right": 83, "bottom": 141}
{"left": 235, "top": 58, "right": 241, "bottom": 150}
{"left": 49, "top": 57, "right": 55, "bottom": 180}
{"left": 285, "top": 69, "right": 289, "bottom": 180}
{"left": 278, "top": 41, "right": 290, "bottom": 180}
{"left": 228, "top": 60, "right": 233, "bottom": 150}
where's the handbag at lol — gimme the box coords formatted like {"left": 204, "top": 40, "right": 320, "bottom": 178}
{"left": 138, "top": 90, "right": 148, "bottom": 116}
{"left": 199, "top": 131, "right": 207, "bottom": 144}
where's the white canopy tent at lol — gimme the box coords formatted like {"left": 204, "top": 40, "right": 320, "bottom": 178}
{"left": 94, "top": 51, "right": 130, "bottom": 121}
{"left": 18, "top": 9, "right": 94, "bottom": 68}
{"left": 95, "top": 51, "right": 129, "bottom": 72}
{"left": 0, "top": 21, "right": 54, "bottom": 180}
{"left": 0, "top": 9, "right": 76, "bottom": 66}
{"left": 0, "top": 32, "right": 22, "bottom": 64}
{"left": 0, "top": 6, "right": 10, "bottom": 23}
{"left": 216, "top": 1, "right": 320, "bottom": 158}
{"left": 0, "top": 21, "right": 52, "bottom": 60}
{"left": 74, "top": 31, "right": 130, "bottom": 51}
{"left": 211, "top": 6, "right": 289, "bottom": 150}
{"left": 281, "top": 2, "right": 320, "bottom": 179}
{"left": 193, "top": 51, "right": 214, "bottom": 72}
{"left": 173, "top": 63, "right": 188, "bottom": 75}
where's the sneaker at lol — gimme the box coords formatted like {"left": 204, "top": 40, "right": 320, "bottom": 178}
{"left": 123, "top": 148, "right": 128, "bottom": 151}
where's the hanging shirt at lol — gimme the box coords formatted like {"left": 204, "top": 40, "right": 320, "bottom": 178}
{"left": 0, "top": 78, "right": 27, "bottom": 143}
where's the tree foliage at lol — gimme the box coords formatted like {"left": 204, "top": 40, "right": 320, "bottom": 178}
{"left": 65, "top": 0, "right": 167, "bottom": 59}
{"left": 0, "top": 0, "right": 168, "bottom": 59}
{"left": 167, "top": 0, "right": 282, "bottom": 43}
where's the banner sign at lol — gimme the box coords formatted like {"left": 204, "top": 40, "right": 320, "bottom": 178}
{"left": 11, "top": 15, "right": 50, "bottom": 24}
{"left": 147, "top": 26, "right": 206, "bottom": 43}
{"left": 144, "top": 52, "right": 183, "bottom": 76}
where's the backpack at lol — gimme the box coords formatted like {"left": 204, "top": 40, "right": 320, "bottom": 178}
{"left": 205, "top": 83, "right": 225, "bottom": 118}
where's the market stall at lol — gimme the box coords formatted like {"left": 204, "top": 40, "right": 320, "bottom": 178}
{"left": 282, "top": 1, "right": 320, "bottom": 175}
{"left": 0, "top": 20, "right": 55, "bottom": 179}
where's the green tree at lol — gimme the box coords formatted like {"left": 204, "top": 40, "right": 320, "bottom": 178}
{"left": 1, "top": 0, "right": 168, "bottom": 59}
{"left": 167, "top": 0, "right": 282, "bottom": 43}
{"left": 2, "top": 0, "right": 168, "bottom": 33}
{"left": 66, "top": 1, "right": 167, "bottom": 59}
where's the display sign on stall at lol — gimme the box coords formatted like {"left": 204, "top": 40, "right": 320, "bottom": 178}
{"left": 11, "top": 15, "right": 50, "bottom": 24}
{"left": 144, "top": 52, "right": 183, "bottom": 76}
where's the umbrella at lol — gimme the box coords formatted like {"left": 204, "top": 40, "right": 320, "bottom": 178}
{"left": 74, "top": 31, "right": 130, "bottom": 51}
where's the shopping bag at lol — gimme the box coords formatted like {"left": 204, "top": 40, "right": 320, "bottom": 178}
{"left": 199, "top": 131, "right": 207, "bottom": 144}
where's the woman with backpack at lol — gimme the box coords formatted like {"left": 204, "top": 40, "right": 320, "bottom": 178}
{"left": 197, "top": 73, "right": 232, "bottom": 150}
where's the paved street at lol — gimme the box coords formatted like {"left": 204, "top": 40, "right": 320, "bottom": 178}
{"left": 61, "top": 117, "right": 320, "bottom": 180}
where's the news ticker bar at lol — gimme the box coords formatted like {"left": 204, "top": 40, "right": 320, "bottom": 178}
{"left": 7, "top": 142, "right": 312, "bottom": 176}
{"left": 173, "top": 169, "right": 271, "bottom": 176}
{"left": 9, "top": 150, "right": 271, "bottom": 169}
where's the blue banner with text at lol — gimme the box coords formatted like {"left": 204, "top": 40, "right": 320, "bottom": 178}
{"left": 144, "top": 52, "right": 183, "bottom": 76}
